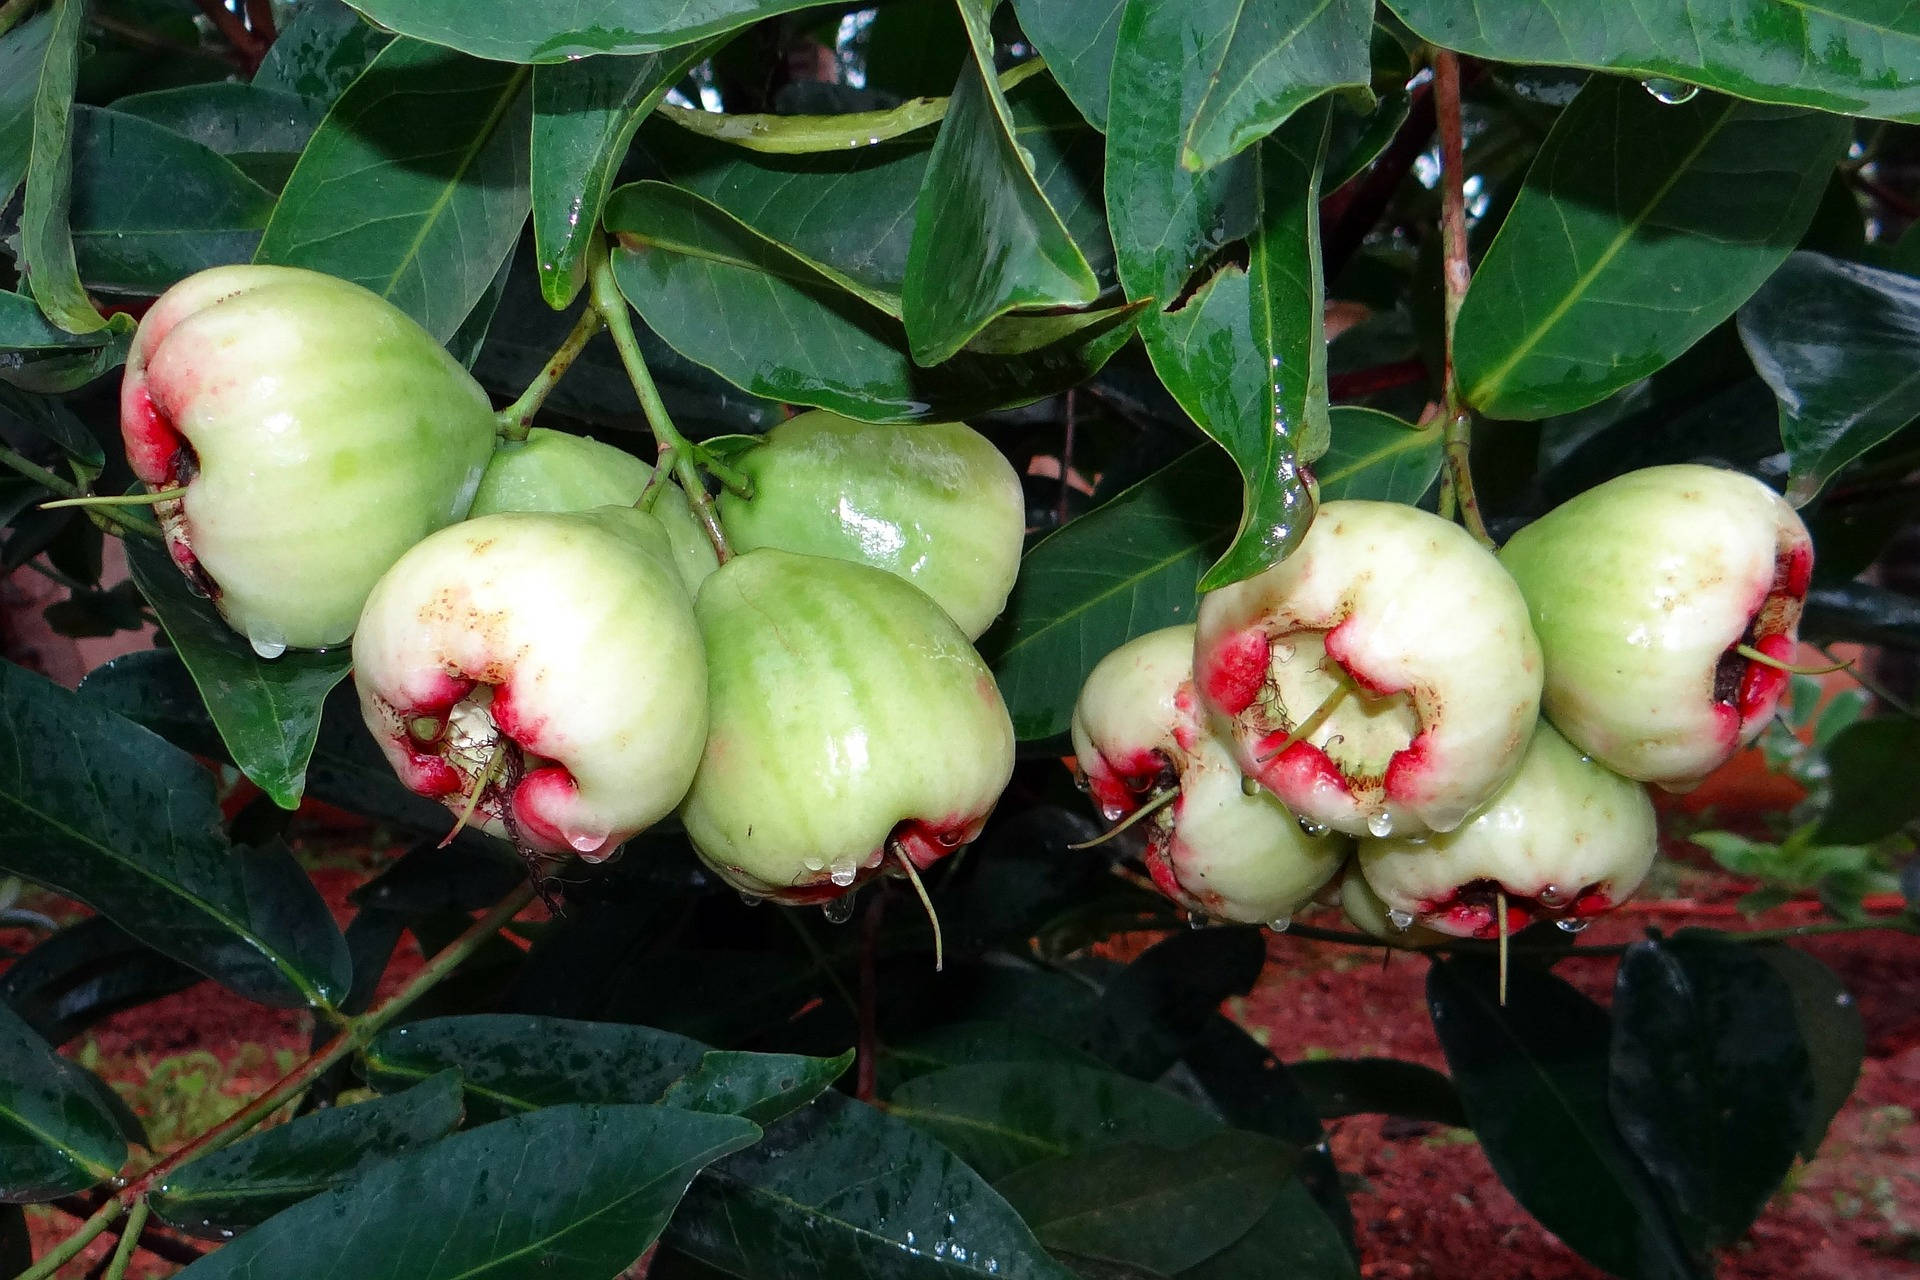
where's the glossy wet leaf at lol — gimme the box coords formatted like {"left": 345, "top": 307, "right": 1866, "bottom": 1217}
{"left": 152, "top": 1070, "right": 465, "bottom": 1236}
{"left": 1739, "top": 252, "right": 1920, "bottom": 505}
{"left": 1428, "top": 957, "right": 1703, "bottom": 1280}
{"left": 0, "top": 11, "right": 55, "bottom": 203}
{"left": 365, "top": 1014, "right": 846, "bottom": 1127}
{"left": 982, "top": 447, "right": 1236, "bottom": 742}
{"left": 342, "top": 0, "right": 828, "bottom": 63}
{"left": 1386, "top": 0, "right": 1920, "bottom": 123}
{"left": 0, "top": 996, "right": 126, "bottom": 1203}
{"left": 1809, "top": 716, "right": 1920, "bottom": 845}
{"left": 1315, "top": 406, "right": 1440, "bottom": 503}
{"left": 994, "top": 1131, "right": 1297, "bottom": 1275}
{"left": 1752, "top": 944, "right": 1864, "bottom": 1160}
{"left": 666, "top": 1091, "right": 1076, "bottom": 1280}
{"left": 0, "top": 381, "right": 99, "bottom": 466}
{"left": 1008, "top": 0, "right": 1124, "bottom": 129}
{"left": 1455, "top": 79, "right": 1846, "bottom": 420}
{"left": 109, "top": 82, "right": 325, "bottom": 164}
{"left": 606, "top": 182, "right": 1135, "bottom": 422}
{"left": 123, "top": 534, "right": 351, "bottom": 810}
{"left": 19, "top": 0, "right": 114, "bottom": 334}
{"left": 0, "top": 661, "right": 348, "bottom": 1011}
{"left": 1081, "top": 926, "right": 1267, "bottom": 1079}
{"left": 1611, "top": 935, "right": 1813, "bottom": 1252}
{"left": 0, "top": 916, "right": 199, "bottom": 1047}
{"left": 1803, "top": 580, "right": 1920, "bottom": 652}
{"left": 255, "top": 38, "right": 531, "bottom": 344}
{"left": 879, "top": 1019, "right": 1108, "bottom": 1095}
{"left": 903, "top": 1, "right": 1097, "bottom": 365}
{"left": 1285, "top": 1058, "right": 1465, "bottom": 1126}
{"left": 0, "top": 289, "right": 129, "bottom": 392}
{"left": 172, "top": 1104, "right": 758, "bottom": 1280}
{"left": 251, "top": 0, "right": 390, "bottom": 104}
{"left": 1181, "top": 0, "right": 1372, "bottom": 172}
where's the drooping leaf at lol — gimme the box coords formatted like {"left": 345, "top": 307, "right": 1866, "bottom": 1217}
{"left": 1809, "top": 716, "right": 1920, "bottom": 845}
{"left": 1080, "top": 926, "right": 1267, "bottom": 1079}
{"left": 251, "top": 0, "right": 390, "bottom": 104}
{"left": 1752, "top": 944, "right": 1864, "bottom": 1160}
{"left": 110, "top": 82, "right": 327, "bottom": 158}
{"left": 981, "top": 447, "right": 1237, "bottom": 743}
{"left": 879, "top": 1019, "right": 1109, "bottom": 1095}
{"left": 151, "top": 1070, "right": 466, "bottom": 1236}
{"left": 666, "top": 1091, "right": 1077, "bottom": 1280}
{"left": 342, "top": 0, "right": 831, "bottom": 62}
{"left": 0, "top": 916, "right": 200, "bottom": 1047}
{"left": 1387, "top": 0, "right": 1920, "bottom": 123}
{"left": 0, "top": 996, "right": 126, "bottom": 1203}
{"left": 1181, "top": 0, "right": 1372, "bottom": 172}
{"left": 0, "top": 291, "right": 129, "bottom": 392}
{"left": 171, "top": 1104, "right": 758, "bottom": 1280}
{"left": 1315, "top": 406, "right": 1441, "bottom": 503}
{"left": 255, "top": 38, "right": 531, "bottom": 344}
{"left": 1455, "top": 79, "right": 1847, "bottom": 420}
{"left": 1803, "top": 580, "right": 1920, "bottom": 651}
{"left": 1007, "top": 0, "right": 1124, "bottom": 130}
{"left": 1284, "top": 1057, "right": 1466, "bottom": 1126}
{"left": 0, "top": 661, "right": 349, "bottom": 1010}
{"left": 0, "top": 10, "right": 55, "bottom": 204}
{"left": 19, "top": 0, "right": 117, "bottom": 334}
{"left": 123, "top": 534, "right": 351, "bottom": 810}
{"left": 0, "top": 381, "right": 100, "bottom": 466}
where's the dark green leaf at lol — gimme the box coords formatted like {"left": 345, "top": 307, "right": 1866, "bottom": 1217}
{"left": 342, "top": 0, "right": 828, "bottom": 62}
{"left": 0, "top": 1204, "right": 27, "bottom": 1275}
{"left": 1610, "top": 935, "right": 1813, "bottom": 1252}
{"left": 255, "top": 38, "right": 531, "bottom": 344}
{"left": 251, "top": 0, "right": 390, "bottom": 104}
{"left": 0, "top": 916, "right": 199, "bottom": 1047}
{"left": 20, "top": 0, "right": 116, "bottom": 333}
{"left": 1753, "top": 944, "right": 1864, "bottom": 1160}
{"left": 443, "top": 246, "right": 514, "bottom": 369}
{"left": 1285, "top": 1057, "right": 1465, "bottom": 1126}
{"left": 0, "top": 661, "right": 348, "bottom": 1010}
{"left": 1455, "top": 80, "right": 1846, "bottom": 420}
{"left": 1810, "top": 716, "right": 1920, "bottom": 845}
{"left": 1081, "top": 926, "right": 1266, "bottom": 1079}
{"left": 1181, "top": 0, "right": 1372, "bottom": 172}
{"left": 123, "top": 534, "right": 351, "bottom": 810}
{"left": 1179, "top": 1184, "right": 1359, "bottom": 1280}
{"left": 0, "top": 381, "right": 101, "bottom": 465}
{"left": 1429, "top": 957, "right": 1703, "bottom": 1280}
{"left": 982, "top": 447, "right": 1235, "bottom": 742}
{"left": 108, "top": 82, "right": 325, "bottom": 161}
{"left": 1009, "top": 0, "right": 1123, "bottom": 130}
{"left": 880, "top": 1019, "right": 1108, "bottom": 1094}
{"left": 606, "top": 182, "right": 1134, "bottom": 422}
{"left": 994, "top": 1132, "right": 1296, "bottom": 1275}
{"left": 171, "top": 1104, "right": 758, "bottom": 1279}
{"left": 151, "top": 1070, "right": 465, "bottom": 1236}
{"left": 0, "top": 996, "right": 125, "bottom": 1203}
{"left": 903, "top": 1, "right": 1098, "bottom": 364}
{"left": 0, "top": 290, "right": 130, "bottom": 392}
{"left": 1803, "top": 580, "right": 1920, "bottom": 651}
{"left": 1740, "top": 252, "right": 1920, "bottom": 504}
{"left": 887, "top": 1062, "right": 1217, "bottom": 1180}
{"left": 1315, "top": 406, "right": 1440, "bottom": 502}
{"left": 667, "top": 1091, "right": 1076, "bottom": 1280}
{"left": 1386, "top": 0, "right": 1920, "bottom": 123}
{"left": 0, "top": 11, "right": 55, "bottom": 204}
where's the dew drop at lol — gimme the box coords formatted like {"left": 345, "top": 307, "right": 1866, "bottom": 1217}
{"left": 1537, "top": 884, "right": 1567, "bottom": 908}
{"left": 1386, "top": 908, "right": 1414, "bottom": 931}
{"left": 1186, "top": 911, "right": 1209, "bottom": 930}
{"left": 248, "top": 627, "right": 287, "bottom": 659}
{"left": 1297, "top": 816, "right": 1330, "bottom": 837}
{"left": 1268, "top": 916, "right": 1291, "bottom": 933}
{"left": 1555, "top": 917, "right": 1590, "bottom": 934}
{"left": 1242, "top": 774, "right": 1262, "bottom": 797}
{"left": 1641, "top": 77, "right": 1700, "bottom": 105}
{"left": 1366, "top": 811, "right": 1394, "bottom": 838}
{"left": 736, "top": 890, "right": 764, "bottom": 908}
{"left": 822, "top": 895, "right": 856, "bottom": 924}
{"left": 828, "top": 859, "right": 859, "bottom": 888}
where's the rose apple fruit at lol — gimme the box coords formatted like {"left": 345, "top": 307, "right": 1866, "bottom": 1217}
{"left": 470, "top": 427, "right": 718, "bottom": 595}
{"left": 1498, "top": 464, "right": 1813, "bottom": 788}
{"left": 120, "top": 265, "right": 497, "bottom": 652}
{"left": 679, "top": 548, "right": 1015, "bottom": 902}
{"left": 715, "top": 410, "right": 1024, "bottom": 639}
{"left": 1356, "top": 722, "right": 1657, "bottom": 939}
{"left": 1338, "top": 866, "right": 1446, "bottom": 949}
{"left": 1193, "top": 500, "right": 1543, "bottom": 839}
{"left": 354, "top": 507, "right": 706, "bottom": 859}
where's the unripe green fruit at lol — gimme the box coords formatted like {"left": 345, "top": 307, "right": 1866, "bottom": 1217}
{"left": 1194, "top": 500, "right": 1543, "bottom": 840}
{"left": 1357, "top": 722, "right": 1656, "bottom": 939}
{"left": 470, "top": 428, "right": 719, "bottom": 596}
{"left": 1069, "top": 626, "right": 1203, "bottom": 820}
{"left": 1498, "top": 464, "right": 1813, "bottom": 789}
{"left": 121, "top": 265, "right": 496, "bottom": 652}
{"left": 715, "top": 410, "right": 1025, "bottom": 639}
{"left": 354, "top": 508, "right": 707, "bottom": 859}
{"left": 1338, "top": 867, "right": 1446, "bottom": 949}
{"left": 680, "top": 548, "right": 1015, "bottom": 902}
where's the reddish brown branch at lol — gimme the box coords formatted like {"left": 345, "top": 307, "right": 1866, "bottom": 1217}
{"left": 1329, "top": 359, "right": 1429, "bottom": 402}
{"left": 189, "top": 0, "right": 265, "bottom": 69}
{"left": 243, "top": 0, "right": 275, "bottom": 43}
{"left": 854, "top": 888, "right": 887, "bottom": 1103}
{"left": 1321, "top": 81, "right": 1435, "bottom": 281}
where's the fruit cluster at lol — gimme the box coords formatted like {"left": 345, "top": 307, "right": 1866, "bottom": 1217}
{"left": 121, "top": 267, "right": 1022, "bottom": 904}
{"left": 1072, "top": 475, "right": 1813, "bottom": 940}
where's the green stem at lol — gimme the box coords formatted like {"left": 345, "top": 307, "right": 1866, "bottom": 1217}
{"left": 0, "top": 445, "right": 160, "bottom": 538}
{"left": 1430, "top": 49, "right": 1494, "bottom": 551}
{"left": 40, "top": 486, "right": 189, "bottom": 510}
{"left": 14, "top": 1200, "right": 124, "bottom": 1280}
{"left": 493, "top": 306, "right": 605, "bottom": 442}
{"left": 586, "top": 239, "right": 733, "bottom": 562}
{"left": 0, "top": 0, "right": 39, "bottom": 40}
{"left": 101, "top": 1198, "right": 148, "bottom": 1280}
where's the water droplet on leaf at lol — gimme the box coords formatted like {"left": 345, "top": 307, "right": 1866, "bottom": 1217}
{"left": 1641, "top": 78, "right": 1700, "bottom": 104}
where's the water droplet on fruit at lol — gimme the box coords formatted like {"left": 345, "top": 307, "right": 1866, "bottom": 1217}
{"left": 1186, "top": 912, "right": 1208, "bottom": 930}
{"left": 828, "top": 859, "right": 859, "bottom": 888}
{"left": 1386, "top": 909, "right": 1414, "bottom": 931}
{"left": 822, "top": 895, "right": 856, "bottom": 924}
{"left": 248, "top": 627, "right": 287, "bottom": 659}
{"left": 1297, "top": 816, "right": 1329, "bottom": 837}
{"left": 1242, "top": 774, "right": 1262, "bottom": 797}
{"left": 1366, "top": 811, "right": 1394, "bottom": 838}
{"left": 1555, "top": 918, "right": 1589, "bottom": 934}
{"left": 736, "top": 890, "right": 763, "bottom": 908}
{"left": 1537, "top": 884, "right": 1567, "bottom": 908}
{"left": 1641, "top": 77, "right": 1699, "bottom": 104}
{"left": 1268, "top": 916, "right": 1291, "bottom": 933}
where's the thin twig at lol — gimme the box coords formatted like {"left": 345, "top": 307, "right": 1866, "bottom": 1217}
{"left": 0, "top": 445, "right": 159, "bottom": 538}
{"left": 48, "top": 1196, "right": 203, "bottom": 1267}
{"left": 188, "top": 0, "right": 264, "bottom": 67}
{"left": 89, "top": 11, "right": 244, "bottom": 66}
{"left": 493, "top": 307, "right": 605, "bottom": 442}
{"left": 1057, "top": 390, "right": 1076, "bottom": 528}
{"left": 1321, "top": 80, "right": 1436, "bottom": 280}
{"left": 99, "top": 1199, "right": 148, "bottom": 1280}
{"left": 855, "top": 887, "right": 888, "bottom": 1103}
{"left": 1432, "top": 50, "right": 1494, "bottom": 549}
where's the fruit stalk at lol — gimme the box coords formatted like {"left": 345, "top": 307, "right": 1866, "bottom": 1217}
{"left": 0, "top": 444, "right": 158, "bottom": 538}
{"left": 1433, "top": 48, "right": 1493, "bottom": 549}
{"left": 493, "top": 304, "right": 606, "bottom": 443}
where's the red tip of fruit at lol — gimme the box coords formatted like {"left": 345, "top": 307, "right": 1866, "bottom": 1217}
{"left": 894, "top": 812, "right": 988, "bottom": 872}
{"left": 1200, "top": 628, "right": 1270, "bottom": 715}
{"left": 1382, "top": 730, "right": 1436, "bottom": 804}
{"left": 1736, "top": 633, "right": 1792, "bottom": 727}
{"left": 512, "top": 766, "right": 606, "bottom": 857}
{"left": 120, "top": 378, "right": 190, "bottom": 485}
{"left": 1781, "top": 542, "right": 1813, "bottom": 598}
{"left": 487, "top": 682, "right": 549, "bottom": 755}
{"left": 1255, "top": 736, "right": 1352, "bottom": 802}
{"left": 1142, "top": 835, "right": 1189, "bottom": 905}
{"left": 1323, "top": 621, "right": 1401, "bottom": 698}
{"left": 394, "top": 746, "right": 464, "bottom": 798}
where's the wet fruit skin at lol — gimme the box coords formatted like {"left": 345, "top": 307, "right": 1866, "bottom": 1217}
{"left": 1193, "top": 499, "right": 1543, "bottom": 840}
{"left": 120, "top": 265, "right": 497, "bottom": 652}
{"left": 1498, "top": 464, "right": 1813, "bottom": 789}
{"left": 680, "top": 548, "right": 1016, "bottom": 903}
{"left": 353, "top": 507, "right": 707, "bottom": 859}
{"left": 716, "top": 410, "right": 1026, "bottom": 640}
{"left": 469, "top": 427, "right": 718, "bottom": 596}
{"left": 1356, "top": 721, "right": 1657, "bottom": 940}
{"left": 1338, "top": 865, "right": 1447, "bottom": 949}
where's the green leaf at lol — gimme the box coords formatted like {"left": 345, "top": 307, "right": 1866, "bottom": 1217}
{"left": 364, "top": 1014, "right": 846, "bottom": 1127}
{"left": 1455, "top": 79, "right": 1846, "bottom": 420}
{"left": 994, "top": 1131, "right": 1297, "bottom": 1275}
{"left": 1179, "top": 1185, "right": 1359, "bottom": 1279}
{"left": 1181, "top": 0, "right": 1372, "bottom": 172}
{"left": 123, "top": 534, "right": 351, "bottom": 811}
{"left": 0, "top": 916, "right": 199, "bottom": 1047}
{"left": 151, "top": 1070, "right": 465, "bottom": 1236}
{"left": 902, "top": 2, "right": 1097, "bottom": 365}
{"left": 251, "top": 0, "right": 390, "bottom": 104}
{"left": 1804, "top": 580, "right": 1920, "bottom": 651}
{"left": 0, "top": 661, "right": 349, "bottom": 1010}
{"left": 666, "top": 1091, "right": 1076, "bottom": 1280}
{"left": 0, "top": 996, "right": 126, "bottom": 1203}
{"left": 1386, "top": 0, "right": 1920, "bottom": 123}
{"left": 1752, "top": 944, "right": 1864, "bottom": 1161}
{"left": 341, "top": 0, "right": 829, "bottom": 62}
{"left": 109, "top": 82, "right": 326, "bottom": 160}
{"left": 879, "top": 1019, "right": 1108, "bottom": 1094}
{"left": 0, "top": 10, "right": 54, "bottom": 205}
{"left": 531, "top": 44, "right": 718, "bottom": 310}
{"left": 981, "top": 447, "right": 1236, "bottom": 743}
{"left": 887, "top": 1062, "right": 1218, "bottom": 1180}
{"left": 1009, "top": 0, "right": 1123, "bottom": 129}
{"left": 255, "top": 38, "right": 531, "bottom": 344}
{"left": 605, "top": 182, "right": 1135, "bottom": 422}
{"left": 1610, "top": 935, "right": 1813, "bottom": 1253}
{"left": 1810, "top": 716, "right": 1920, "bottom": 845}
{"left": 69, "top": 107, "right": 277, "bottom": 294}
{"left": 1081, "top": 926, "right": 1267, "bottom": 1079}
{"left": 1315, "top": 406, "right": 1439, "bottom": 502}
{"left": 1285, "top": 1058, "right": 1466, "bottom": 1126}
{"left": 171, "top": 1104, "right": 758, "bottom": 1279}
{"left": 1428, "top": 957, "right": 1703, "bottom": 1280}
{"left": 1740, "top": 252, "right": 1920, "bottom": 505}
{"left": 19, "top": 0, "right": 113, "bottom": 334}
{"left": 0, "top": 381, "right": 100, "bottom": 466}
{"left": 0, "top": 290, "right": 129, "bottom": 393}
